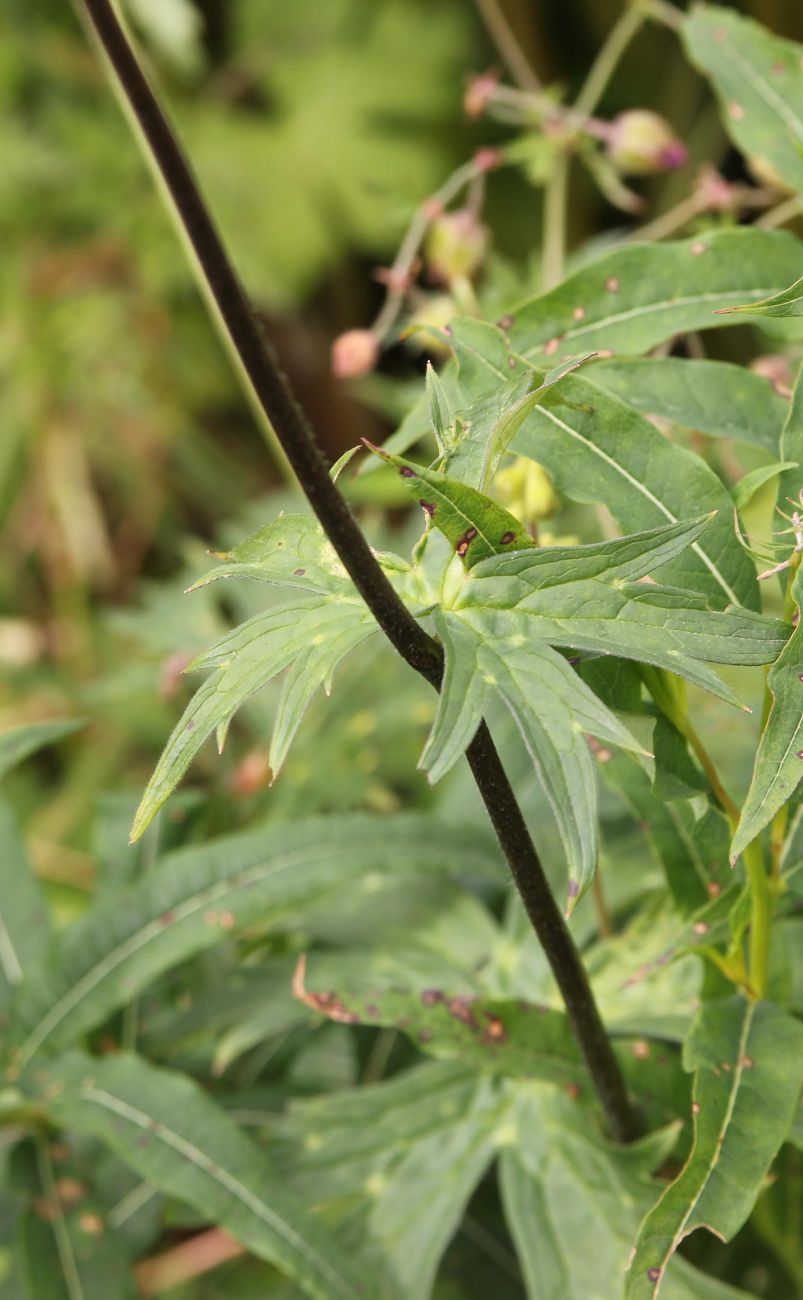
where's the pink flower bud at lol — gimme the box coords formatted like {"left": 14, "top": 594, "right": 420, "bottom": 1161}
{"left": 331, "top": 329, "right": 379, "bottom": 379}
{"left": 425, "top": 208, "right": 490, "bottom": 284}
{"left": 464, "top": 72, "right": 499, "bottom": 119}
{"left": 607, "top": 110, "right": 687, "bottom": 176}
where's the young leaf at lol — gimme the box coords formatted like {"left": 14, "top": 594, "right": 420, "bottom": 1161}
{"left": 512, "top": 371, "right": 760, "bottom": 609}
{"left": 35, "top": 1051, "right": 370, "bottom": 1300}
{"left": 423, "top": 611, "right": 648, "bottom": 905}
{"left": 716, "top": 275, "right": 803, "bottom": 320}
{"left": 131, "top": 595, "right": 376, "bottom": 841}
{"left": 506, "top": 228, "right": 803, "bottom": 363}
{"left": 625, "top": 996, "right": 803, "bottom": 1299}
{"left": 684, "top": 6, "right": 803, "bottom": 197}
{"left": 5, "top": 813, "right": 499, "bottom": 1072}
{"left": 590, "top": 357, "right": 787, "bottom": 454}
{"left": 425, "top": 360, "right": 455, "bottom": 450}
{"left": 443, "top": 351, "right": 597, "bottom": 489}
{"left": 362, "top": 441, "right": 532, "bottom": 566}
{"left": 731, "top": 461, "right": 797, "bottom": 512}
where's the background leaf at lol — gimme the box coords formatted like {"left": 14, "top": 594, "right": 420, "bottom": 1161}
{"left": 506, "top": 229, "right": 803, "bottom": 363}
{"left": 34, "top": 1052, "right": 369, "bottom": 1300}
{"left": 684, "top": 6, "right": 803, "bottom": 197}
{"left": 625, "top": 997, "right": 803, "bottom": 1299}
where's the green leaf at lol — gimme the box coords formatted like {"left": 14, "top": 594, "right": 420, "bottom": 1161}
{"left": 731, "top": 371, "right": 803, "bottom": 860}
{"left": 730, "top": 563, "right": 802, "bottom": 859}
{"left": 512, "top": 371, "right": 760, "bottom": 609}
{"left": 423, "top": 611, "right": 648, "bottom": 904}
{"left": 34, "top": 1052, "right": 369, "bottom": 1300}
{"left": 717, "top": 275, "right": 803, "bottom": 320}
{"left": 731, "top": 461, "right": 797, "bottom": 512}
{"left": 0, "top": 796, "right": 51, "bottom": 1016}
{"left": 296, "top": 956, "right": 689, "bottom": 1125}
{"left": 363, "top": 441, "right": 532, "bottom": 567}
{"left": 131, "top": 594, "right": 376, "bottom": 840}
{"left": 5, "top": 813, "right": 498, "bottom": 1073}
{"left": 189, "top": 515, "right": 357, "bottom": 598}
{"left": 590, "top": 357, "right": 787, "bottom": 454}
{"left": 273, "top": 1062, "right": 506, "bottom": 1300}
{"left": 0, "top": 719, "right": 83, "bottom": 783}
{"left": 443, "top": 351, "right": 597, "bottom": 489}
{"left": 506, "top": 229, "right": 803, "bottom": 363}
{"left": 624, "top": 996, "right": 803, "bottom": 1299}
{"left": 602, "top": 754, "right": 728, "bottom": 913}
{"left": 456, "top": 522, "right": 788, "bottom": 706}
{"left": 499, "top": 1088, "right": 752, "bottom": 1300}
{"left": 16, "top": 1136, "right": 137, "bottom": 1300}
{"left": 425, "top": 361, "right": 455, "bottom": 451}
{"left": 684, "top": 6, "right": 803, "bottom": 198}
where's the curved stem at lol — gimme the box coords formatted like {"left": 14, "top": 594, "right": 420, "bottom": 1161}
{"left": 574, "top": 2, "right": 645, "bottom": 117}
{"left": 473, "top": 0, "right": 541, "bottom": 92}
{"left": 77, "top": 0, "right": 641, "bottom": 1144}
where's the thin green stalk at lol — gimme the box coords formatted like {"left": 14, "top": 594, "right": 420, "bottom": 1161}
{"left": 541, "top": 151, "right": 569, "bottom": 289}
{"left": 473, "top": 0, "right": 541, "bottom": 91}
{"left": 744, "top": 836, "right": 772, "bottom": 998}
{"left": 574, "top": 2, "right": 645, "bottom": 117}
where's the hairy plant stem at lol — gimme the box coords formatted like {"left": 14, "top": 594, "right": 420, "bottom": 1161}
{"left": 78, "top": 0, "right": 641, "bottom": 1144}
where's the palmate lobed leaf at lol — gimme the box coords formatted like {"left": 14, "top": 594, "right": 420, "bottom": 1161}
{"left": 5, "top": 813, "right": 499, "bottom": 1074}
{"left": 32, "top": 1051, "right": 370, "bottom": 1300}
{"left": 684, "top": 5, "right": 803, "bottom": 198}
{"left": 624, "top": 996, "right": 803, "bottom": 1300}
{"left": 130, "top": 593, "right": 376, "bottom": 842}
{"left": 440, "top": 320, "right": 761, "bottom": 609}
{"left": 422, "top": 613, "right": 648, "bottom": 906}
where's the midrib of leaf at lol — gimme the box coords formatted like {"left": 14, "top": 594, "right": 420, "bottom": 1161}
{"left": 0, "top": 915, "right": 23, "bottom": 986}
{"left": 520, "top": 289, "right": 780, "bottom": 360}
{"left": 73, "top": 1084, "right": 356, "bottom": 1300}
{"left": 530, "top": 401, "right": 741, "bottom": 606}
{"left": 716, "top": 36, "right": 803, "bottom": 144}
{"left": 649, "top": 1001, "right": 755, "bottom": 1288}
{"left": 35, "top": 1136, "right": 86, "bottom": 1300}
{"left": 14, "top": 845, "right": 335, "bottom": 1069}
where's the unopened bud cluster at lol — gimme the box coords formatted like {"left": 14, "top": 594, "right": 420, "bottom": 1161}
{"left": 606, "top": 110, "right": 687, "bottom": 176}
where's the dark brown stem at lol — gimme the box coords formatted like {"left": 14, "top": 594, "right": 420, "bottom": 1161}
{"left": 77, "top": 0, "right": 641, "bottom": 1143}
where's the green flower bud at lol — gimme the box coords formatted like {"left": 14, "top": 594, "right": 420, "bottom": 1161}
{"left": 494, "top": 457, "right": 558, "bottom": 526}
{"left": 607, "top": 110, "right": 687, "bottom": 176}
{"left": 425, "top": 208, "right": 489, "bottom": 283}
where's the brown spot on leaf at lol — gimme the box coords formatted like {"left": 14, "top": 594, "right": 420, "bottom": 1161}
{"left": 399, "top": 466, "right": 417, "bottom": 478}
{"left": 729, "top": 102, "right": 746, "bottom": 120}
{"left": 692, "top": 1101, "right": 701, "bottom": 1115}
{"left": 499, "top": 531, "right": 516, "bottom": 545}
{"left": 741, "top": 1055, "right": 755, "bottom": 1069}
{"left": 446, "top": 996, "right": 478, "bottom": 1027}
{"left": 419, "top": 1029, "right": 433, "bottom": 1044}
{"left": 421, "top": 989, "right": 443, "bottom": 1006}
{"left": 605, "top": 276, "right": 620, "bottom": 293}
{"left": 294, "top": 568, "right": 306, "bottom": 576}
{"left": 79, "top": 1214, "right": 104, "bottom": 1235}
{"left": 455, "top": 527, "right": 478, "bottom": 556}
{"left": 419, "top": 500, "right": 436, "bottom": 517}
{"left": 544, "top": 337, "right": 561, "bottom": 356}
{"left": 573, "top": 306, "right": 586, "bottom": 321}
{"left": 691, "top": 241, "right": 707, "bottom": 255}
{"left": 483, "top": 1014, "right": 507, "bottom": 1044}
{"left": 647, "top": 1268, "right": 661, "bottom": 1283}
{"left": 497, "top": 314, "right": 514, "bottom": 330}
{"left": 631, "top": 1040, "right": 651, "bottom": 1060}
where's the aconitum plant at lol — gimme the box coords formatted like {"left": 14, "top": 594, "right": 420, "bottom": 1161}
{"left": 3, "top": 3, "right": 803, "bottom": 1299}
